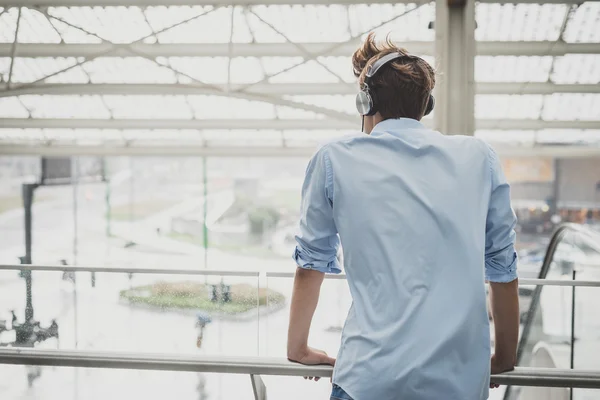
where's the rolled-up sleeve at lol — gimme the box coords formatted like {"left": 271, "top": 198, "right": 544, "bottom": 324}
{"left": 293, "top": 147, "right": 341, "bottom": 274}
{"left": 485, "top": 145, "right": 518, "bottom": 283}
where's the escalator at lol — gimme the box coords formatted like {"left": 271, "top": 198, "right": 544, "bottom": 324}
{"left": 503, "top": 224, "right": 600, "bottom": 400}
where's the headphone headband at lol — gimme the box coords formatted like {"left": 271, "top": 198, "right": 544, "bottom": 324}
{"left": 366, "top": 52, "right": 405, "bottom": 79}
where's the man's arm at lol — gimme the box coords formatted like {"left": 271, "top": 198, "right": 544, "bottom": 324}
{"left": 489, "top": 279, "right": 519, "bottom": 372}
{"left": 287, "top": 148, "right": 339, "bottom": 368}
{"left": 485, "top": 144, "right": 519, "bottom": 374}
{"left": 287, "top": 268, "right": 335, "bottom": 366}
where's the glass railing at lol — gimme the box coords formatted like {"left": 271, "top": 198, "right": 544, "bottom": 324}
{"left": 0, "top": 265, "right": 265, "bottom": 399}
{"left": 0, "top": 266, "right": 262, "bottom": 354}
{"left": 505, "top": 224, "right": 600, "bottom": 400}
{"left": 1, "top": 224, "right": 600, "bottom": 399}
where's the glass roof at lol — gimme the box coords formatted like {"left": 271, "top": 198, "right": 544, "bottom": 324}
{"left": 2, "top": 3, "right": 598, "bottom": 44}
{"left": 0, "top": 1, "right": 599, "bottom": 152}
{"left": 0, "top": 4, "right": 436, "bottom": 44}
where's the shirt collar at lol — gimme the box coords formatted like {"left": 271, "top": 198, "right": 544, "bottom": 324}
{"left": 370, "top": 118, "right": 427, "bottom": 137}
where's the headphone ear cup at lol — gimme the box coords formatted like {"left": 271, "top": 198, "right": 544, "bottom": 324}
{"left": 356, "top": 90, "right": 374, "bottom": 116}
{"left": 424, "top": 95, "right": 435, "bottom": 116}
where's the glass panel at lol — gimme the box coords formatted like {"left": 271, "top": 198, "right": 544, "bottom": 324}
{"left": 572, "top": 232, "right": 600, "bottom": 400}
{"left": 0, "top": 270, "right": 65, "bottom": 348}
{"left": 0, "top": 366, "right": 254, "bottom": 400}
{"left": 72, "top": 272, "right": 260, "bottom": 356}
{"left": 0, "top": 269, "right": 260, "bottom": 355}
{"left": 505, "top": 228, "right": 600, "bottom": 400}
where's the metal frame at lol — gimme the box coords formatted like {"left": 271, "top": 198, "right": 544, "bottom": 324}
{"left": 434, "top": 0, "right": 475, "bottom": 136}
{"left": 2, "top": 82, "right": 599, "bottom": 97}
{"left": 0, "top": 348, "right": 600, "bottom": 390}
{"left": 1, "top": 118, "right": 598, "bottom": 131}
{"left": 266, "top": 271, "right": 600, "bottom": 287}
{"left": 0, "top": 263, "right": 259, "bottom": 277}
{"left": 2, "top": 264, "right": 600, "bottom": 287}
{"left": 2, "top": 42, "right": 600, "bottom": 58}
{"left": 0, "top": 0, "right": 594, "bottom": 5}
{"left": 250, "top": 374, "right": 268, "bottom": 400}
{"left": 2, "top": 144, "right": 600, "bottom": 158}
{"left": 0, "top": 117, "right": 357, "bottom": 130}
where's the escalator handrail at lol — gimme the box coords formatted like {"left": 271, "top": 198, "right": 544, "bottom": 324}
{"left": 504, "top": 223, "right": 600, "bottom": 400}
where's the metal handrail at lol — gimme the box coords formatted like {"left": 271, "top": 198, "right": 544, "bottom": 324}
{"left": 512, "top": 279, "right": 600, "bottom": 287}
{"left": 2, "top": 264, "right": 600, "bottom": 287}
{"left": 0, "top": 348, "right": 600, "bottom": 389}
{"left": 0, "top": 264, "right": 259, "bottom": 277}
{"left": 267, "top": 271, "right": 348, "bottom": 279}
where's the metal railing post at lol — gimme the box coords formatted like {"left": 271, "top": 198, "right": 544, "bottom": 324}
{"left": 250, "top": 374, "right": 267, "bottom": 400}
{"left": 570, "top": 268, "right": 577, "bottom": 400}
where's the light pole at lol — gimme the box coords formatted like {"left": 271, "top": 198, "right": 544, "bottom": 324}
{"left": 10, "top": 182, "right": 59, "bottom": 349}
{"left": 21, "top": 182, "right": 39, "bottom": 323}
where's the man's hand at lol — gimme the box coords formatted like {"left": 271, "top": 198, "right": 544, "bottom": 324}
{"left": 490, "top": 354, "right": 515, "bottom": 388}
{"left": 491, "top": 354, "right": 514, "bottom": 375}
{"left": 288, "top": 346, "right": 335, "bottom": 382}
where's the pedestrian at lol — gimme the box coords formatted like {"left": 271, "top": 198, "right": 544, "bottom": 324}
{"left": 286, "top": 33, "right": 520, "bottom": 400}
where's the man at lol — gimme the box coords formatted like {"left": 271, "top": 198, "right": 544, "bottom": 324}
{"left": 287, "top": 33, "right": 520, "bottom": 400}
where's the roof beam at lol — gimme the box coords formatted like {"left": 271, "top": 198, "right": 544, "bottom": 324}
{"left": 0, "top": 0, "right": 592, "bottom": 5}
{"left": 0, "top": 118, "right": 359, "bottom": 130}
{"left": 478, "top": 42, "right": 600, "bottom": 57}
{"left": 2, "top": 118, "right": 598, "bottom": 131}
{"left": 2, "top": 143, "right": 600, "bottom": 159}
{"left": 2, "top": 42, "right": 599, "bottom": 58}
{"left": 477, "top": 120, "right": 600, "bottom": 130}
{"left": 2, "top": 82, "right": 599, "bottom": 97}
{"left": 476, "top": 82, "right": 600, "bottom": 95}
{"left": 0, "top": 144, "right": 316, "bottom": 157}
{"left": 0, "top": 42, "right": 428, "bottom": 57}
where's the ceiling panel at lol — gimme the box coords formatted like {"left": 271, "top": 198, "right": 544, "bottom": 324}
{"left": 0, "top": 97, "right": 28, "bottom": 117}
{"left": 562, "top": 2, "right": 600, "bottom": 43}
{"left": 475, "top": 3, "right": 568, "bottom": 42}
{"left": 20, "top": 94, "right": 110, "bottom": 118}
{"left": 16, "top": 8, "right": 62, "bottom": 44}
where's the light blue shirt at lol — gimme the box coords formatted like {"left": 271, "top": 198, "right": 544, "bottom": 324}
{"left": 293, "top": 118, "right": 517, "bottom": 400}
